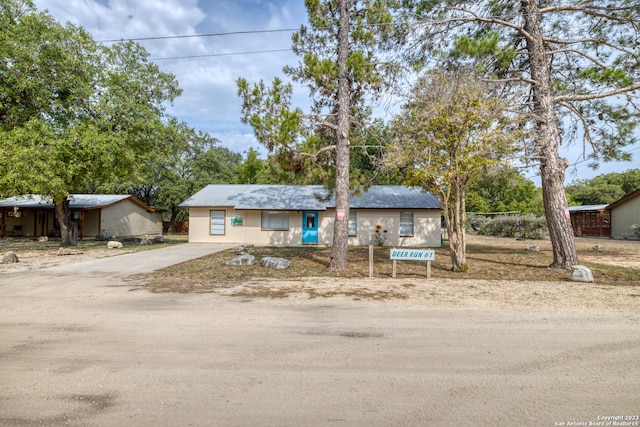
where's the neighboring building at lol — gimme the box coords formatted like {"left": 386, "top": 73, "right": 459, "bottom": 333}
{"left": 568, "top": 204, "right": 611, "bottom": 237}
{"left": 0, "top": 194, "right": 163, "bottom": 239}
{"left": 179, "top": 185, "right": 442, "bottom": 247}
{"left": 608, "top": 188, "right": 640, "bottom": 239}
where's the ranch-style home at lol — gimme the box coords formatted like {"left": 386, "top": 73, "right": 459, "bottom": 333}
{"left": 179, "top": 184, "right": 442, "bottom": 247}
{"left": 0, "top": 194, "right": 163, "bottom": 239}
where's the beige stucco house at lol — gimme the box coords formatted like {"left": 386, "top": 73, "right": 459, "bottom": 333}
{"left": 179, "top": 185, "right": 442, "bottom": 247}
{"left": 0, "top": 194, "right": 163, "bottom": 239}
{"left": 608, "top": 188, "right": 640, "bottom": 239}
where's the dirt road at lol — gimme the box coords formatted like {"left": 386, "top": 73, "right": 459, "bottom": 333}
{"left": 1, "top": 247, "right": 639, "bottom": 426}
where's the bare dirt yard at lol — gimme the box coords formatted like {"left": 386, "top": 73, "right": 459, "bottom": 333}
{"left": 1, "top": 235, "right": 639, "bottom": 426}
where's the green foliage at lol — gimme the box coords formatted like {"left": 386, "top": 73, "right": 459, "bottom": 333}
{"left": 566, "top": 169, "right": 640, "bottom": 205}
{"left": 237, "top": 148, "right": 284, "bottom": 184}
{"left": 467, "top": 168, "right": 541, "bottom": 215}
{"left": 454, "top": 263, "right": 469, "bottom": 273}
{"left": 578, "top": 67, "right": 634, "bottom": 87}
{"left": 389, "top": 70, "right": 521, "bottom": 198}
{"left": 631, "top": 223, "right": 640, "bottom": 238}
{"left": 470, "top": 214, "right": 547, "bottom": 240}
{"left": 403, "top": 0, "right": 640, "bottom": 166}
{"left": 0, "top": 0, "right": 181, "bottom": 205}
{"left": 451, "top": 32, "right": 517, "bottom": 73}
{"left": 238, "top": 0, "right": 401, "bottom": 189}
{"left": 389, "top": 69, "right": 523, "bottom": 271}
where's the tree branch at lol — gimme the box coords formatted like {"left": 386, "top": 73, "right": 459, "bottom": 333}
{"left": 555, "top": 83, "right": 640, "bottom": 103}
{"left": 445, "top": 6, "right": 533, "bottom": 42}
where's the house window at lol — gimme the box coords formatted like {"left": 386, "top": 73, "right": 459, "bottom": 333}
{"left": 210, "top": 210, "right": 225, "bottom": 235}
{"left": 400, "top": 212, "right": 414, "bottom": 236}
{"left": 261, "top": 211, "right": 289, "bottom": 230}
{"left": 348, "top": 211, "right": 357, "bottom": 236}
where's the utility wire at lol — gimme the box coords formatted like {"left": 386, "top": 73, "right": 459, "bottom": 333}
{"left": 150, "top": 48, "right": 292, "bottom": 61}
{"left": 96, "top": 28, "right": 298, "bottom": 43}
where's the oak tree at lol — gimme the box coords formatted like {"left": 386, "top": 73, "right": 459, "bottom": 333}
{"left": 0, "top": 0, "right": 181, "bottom": 245}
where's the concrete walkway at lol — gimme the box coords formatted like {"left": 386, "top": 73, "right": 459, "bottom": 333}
{"left": 45, "top": 243, "right": 234, "bottom": 276}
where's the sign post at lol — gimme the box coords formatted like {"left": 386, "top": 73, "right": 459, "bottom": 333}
{"left": 390, "top": 248, "right": 435, "bottom": 279}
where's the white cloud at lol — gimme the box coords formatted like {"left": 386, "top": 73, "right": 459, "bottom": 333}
{"left": 33, "top": 0, "right": 307, "bottom": 159}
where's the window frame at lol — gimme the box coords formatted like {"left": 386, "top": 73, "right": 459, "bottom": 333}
{"left": 348, "top": 211, "right": 357, "bottom": 236}
{"left": 210, "top": 210, "right": 225, "bottom": 235}
{"left": 399, "top": 211, "right": 414, "bottom": 237}
{"left": 261, "top": 210, "right": 290, "bottom": 231}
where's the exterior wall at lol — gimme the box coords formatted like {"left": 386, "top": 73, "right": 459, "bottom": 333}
{"left": 187, "top": 207, "right": 442, "bottom": 247}
{"left": 188, "top": 207, "right": 303, "bottom": 245}
{"left": 569, "top": 210, "right": 611, "bottom": 237}
{"left": 611, "top": 195, "right": 640, "bottom": 239}
{"left": 346, "top": 209, "right": 441, "bottom": 247}
{"left": 83, "top": 210, "right": 101, "bottom": 237}
{"left": 101, "top": 201, "right": 163, "bottom": 237}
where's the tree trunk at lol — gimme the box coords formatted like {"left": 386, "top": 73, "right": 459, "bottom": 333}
{"left": 441, "top": 190, "right": 467, "bottom": 272}
{"left": 522, "top": 0, "right": 578, "bottom": 269}
{"left": 166, "top": 207, "right": 182, "bottom": 234}
{"left": 329, "top": 0, "right": 351, "bottom": 271}
{"left": 55, "top": 197, "right": 78, "bottom": 247}
{"left": 448, "top": 185, "right": 467, "bottom": 272}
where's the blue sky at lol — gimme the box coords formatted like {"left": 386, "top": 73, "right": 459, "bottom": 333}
{"left": 32, "top": 0, "right": 639, "bottom": 186}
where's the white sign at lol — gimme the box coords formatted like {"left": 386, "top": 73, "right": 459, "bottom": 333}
{"left": 390, "top": 248, "right": 435, "bottom": 261}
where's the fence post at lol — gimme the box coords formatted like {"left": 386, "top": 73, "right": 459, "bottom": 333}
{"left": 369, "top": 245, "right": 373, "bottom": 278}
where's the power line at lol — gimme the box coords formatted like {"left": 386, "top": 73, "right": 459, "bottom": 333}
{"left": 96, "top": 28, "right": 298, "bottom": 44}
{"left": 150, "top": 48, "right": 292, "bottom": 61}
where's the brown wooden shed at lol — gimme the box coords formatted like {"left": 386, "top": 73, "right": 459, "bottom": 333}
{"left": 567, "top": 204, "right": 611, "bottom": 237}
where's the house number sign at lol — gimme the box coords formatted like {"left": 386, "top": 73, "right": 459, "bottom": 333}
{"left": 390, "top": 249, "right": 435, "bottom": 261}
{"left": 389, "top": 248, "right": 435, "bottom": 279}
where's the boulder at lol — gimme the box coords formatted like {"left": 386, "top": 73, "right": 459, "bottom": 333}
{"left": 38, "top": 236, "right": 49, "bottom": 242}
{"left": 592, "top": 244, "right": 606, "bottom": 251}
{"left": 233, "top": 244, "right": 254, "bottom": 255}
{"left": 226, "top": 255, "right": 256, "bottom": 266}
{"left": 107, "top": 241, "right": 123, "bottom": 249}
{"left": 260, "top": 256, "right": 290, "bottom": 269}
{"left": 570, "top": 265, "right": 594, "bottom": 283}
{"left": 154, "top": 235, "right": 165, "bottom": 244}
{"left": 57, "top": 247, "right": 84, "bottom": 256}
{"left": 121, "top": 237, "right": 141, "bottom": 243}
{"left": 1, "top": 251, "right": 19, "bottom": 264}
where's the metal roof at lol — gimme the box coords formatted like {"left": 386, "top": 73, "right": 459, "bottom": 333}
{"left": 179, "top": 185, "right": 440, "bottom": 210}
{"left": 0, "top": 194, "right": 132, "bottom": 209}
{"left": 567, "top": 204, "right": 609, "bottom": 212}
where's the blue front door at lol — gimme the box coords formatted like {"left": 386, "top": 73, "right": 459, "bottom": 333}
{"left": 302, "top": 211, "right": 318, "bottom": 244}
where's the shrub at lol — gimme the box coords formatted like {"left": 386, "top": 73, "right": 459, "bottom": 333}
{"left": 632, "top": 223, "right": 640, "bottom": 237}
{"left": 469, "top": 213, "right": 547, "bottom": 239}
{"left": 372, "top": 224, "right": 388, "bottom": 246}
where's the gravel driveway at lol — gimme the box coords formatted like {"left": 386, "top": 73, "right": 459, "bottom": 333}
{"left": 1, "top": 243, "right": 639, "bottom": 426}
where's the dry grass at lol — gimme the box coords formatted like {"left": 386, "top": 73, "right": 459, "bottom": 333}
{"left": 138, "top": 235, "right": 639, "bottom": 295}
{"left": 0, "top": 234, "right": 188, "bottom": 258}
